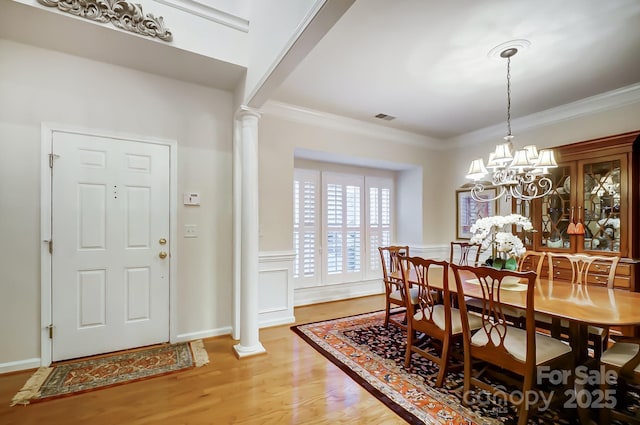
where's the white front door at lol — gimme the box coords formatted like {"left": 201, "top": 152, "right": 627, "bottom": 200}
{"left": 50, "top": 131, "right": 170, "bottom": 361}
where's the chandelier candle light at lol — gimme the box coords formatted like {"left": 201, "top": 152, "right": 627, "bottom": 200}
{"left": 465, "top": 42, "right": 558, "bottom": 202}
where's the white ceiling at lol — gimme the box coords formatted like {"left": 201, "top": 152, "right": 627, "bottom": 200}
{"left": 271, "top": 0, "right": 640, "bottom": 139}
{"left": 3, "top": 0, "right": 639, "bottom": 142}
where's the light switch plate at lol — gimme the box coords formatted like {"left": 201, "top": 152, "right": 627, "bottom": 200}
{"left": 184, "top": 224, "right": 198, "bottom": 238}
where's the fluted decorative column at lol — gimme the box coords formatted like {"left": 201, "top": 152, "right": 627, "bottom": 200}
{"left": 233, "top": 106, "right": 266, "bottom": 358}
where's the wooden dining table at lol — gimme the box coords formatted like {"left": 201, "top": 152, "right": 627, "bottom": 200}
{"left": 392, "top": 267, "right": 640, "bottom": 365}
{"left": 394, "top": 266, "right": 640, "bottom": 424}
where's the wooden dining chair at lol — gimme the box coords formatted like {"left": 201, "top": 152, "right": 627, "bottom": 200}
{"left": 517, "top": 250, "right": 546, "bottom": 275}
{"left": 451, "top": 264, "right": 574, "bottom": 425}
{"left": 599, "top": 336, "right": 640, "bottom": 424}
{"left": 546, "top": 252, "right": 620, "bottom": 359}
{"left": 452, "top": 241, "right": 526, "bottom": 328}
{"left": 378, "top": 246, "right": 418, "bottom": 328}
{"left": 400, "top": 257, "right": 482, "bottom": 387}
{"left": 517, "top": 251, "right": 551, "bottom": 331}
{"left": 449, "top": 241, "right": 481, "bottom": 266}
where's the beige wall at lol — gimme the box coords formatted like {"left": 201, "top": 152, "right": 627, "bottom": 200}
{"left": 3, "top": 35, "right": 639, "bottom": 368}
{"left": 259, "top": 101, "right": 640, "bottom": 259}
{"left": 0, "top": 39, "right": 235, "bottom": 365}
{"left": 258, "top": 113, "right": 447, "bottom": 253}
{"left": 441, "top": 103, "right": 640, "bottom": 240}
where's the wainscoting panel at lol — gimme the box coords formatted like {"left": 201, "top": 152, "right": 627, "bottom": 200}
{"left": 409, "top": 244, "right": 449, "bottom": 261}
{"left": 260, "top": 245, "right": 450, "bottom": 311}
{"left": 258, "top": 251, "right": 296, "bottom": 328}
{"left": 294, "top": 280, "right": 384, "bottom": 307}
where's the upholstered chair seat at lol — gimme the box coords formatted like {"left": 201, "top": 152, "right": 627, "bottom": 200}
{"left": 390, "top": 287, "right": 419, "bottom": 305}
{"left": 471, "top": 327, "right": 572, "bottom": 364}
{"left": 601, "top": 342, "right": 640, "bottom": 371}
{"left": 413, "top": 305, "right": 482, "bottom": 335}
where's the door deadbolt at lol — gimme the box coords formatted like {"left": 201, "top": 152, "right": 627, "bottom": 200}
{"left": 159, "top": 238, "right": 167, "bottom": 245}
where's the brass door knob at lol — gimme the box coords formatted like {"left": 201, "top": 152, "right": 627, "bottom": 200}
{"left": 159, "top": 238, "right": 167, "bottom": 245}
{"left": 159, "top": 251, "right": 168, "bottom": 259}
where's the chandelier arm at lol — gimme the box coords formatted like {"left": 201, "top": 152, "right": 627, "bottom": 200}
{"left": 470, "top": 184, "right": 507, "bottom": 202}
{"left": 509, "top": 177, "right": 554, "bottom": 201}
{"left": 517, "top": 172, "right": 537, "bottom": 184}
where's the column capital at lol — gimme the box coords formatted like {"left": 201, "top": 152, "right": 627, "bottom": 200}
{"left": 236, "top": 105, "right": 261, "bottom": 121}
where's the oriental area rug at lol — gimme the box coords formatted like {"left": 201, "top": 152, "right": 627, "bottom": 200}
{"left": 292, "top": 310, "right": 636, "bottom": 425}
{"left": 10, "top": 339, "right": 209, "bottom": 406}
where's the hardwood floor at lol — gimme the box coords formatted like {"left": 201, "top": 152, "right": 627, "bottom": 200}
{"left": 0, "top": 295, "right": 407, "bottom": 425}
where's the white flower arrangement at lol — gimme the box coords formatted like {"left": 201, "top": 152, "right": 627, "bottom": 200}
{"left": 469, "top": 214, "right": 533, "bottom": 260}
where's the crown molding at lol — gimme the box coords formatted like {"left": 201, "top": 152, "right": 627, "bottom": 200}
{"left": 264, "top": 84, "right": 640, "bottom": 152}
{"left": 261, "top": 100, "right": 442, "bottom": 149}
{"left": 153, "top": 0, "right": 249, "bottom": 32}
{"left": 448, "top": 83, "right": 640, "bottom": 149}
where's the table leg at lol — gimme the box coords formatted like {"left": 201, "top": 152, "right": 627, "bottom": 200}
{"left": 568, "top": 321, "right": 589, "bottom": 365}
{"left": 568, "top": 321, "right": 598, "bottom": 424}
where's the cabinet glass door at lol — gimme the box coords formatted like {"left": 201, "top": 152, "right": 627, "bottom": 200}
{"left": 582, "top": 159, "right": 622, "bottom": 253}
{"left": 540, "top": 165, "right": 572, "bottom": 250}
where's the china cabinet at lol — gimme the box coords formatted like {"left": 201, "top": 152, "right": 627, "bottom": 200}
{"left": 516, "top": 131, "right": 640, "bottom": 292}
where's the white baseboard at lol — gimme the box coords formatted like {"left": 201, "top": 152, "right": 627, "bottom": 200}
{"left": 0, "top": 357, "right": 41, "bottom": 374}
{"left": 2, "top": 329, "right": 235, "bottom": 373}
{"left": 174, "top": 327, "right": 232, "bottom": 343}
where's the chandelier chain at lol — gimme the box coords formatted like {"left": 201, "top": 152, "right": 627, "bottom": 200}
{"left": 464, "top": 41, "right": 558, "bottom": 203}
{"left": 506, "top": 56, "right": 512, "bottom": 137}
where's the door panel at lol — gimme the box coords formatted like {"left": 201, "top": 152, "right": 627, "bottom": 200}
{"left": 51, "top": 131, "right": 170, "bottom": 361}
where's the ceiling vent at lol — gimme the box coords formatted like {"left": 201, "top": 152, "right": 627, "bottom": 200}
{"left": 374, "top": 113, "right": 396, "bottom": 121}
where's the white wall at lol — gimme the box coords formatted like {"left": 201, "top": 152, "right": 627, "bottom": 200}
{"left": 0, "top": 39, "right": 235, "bottom": 366}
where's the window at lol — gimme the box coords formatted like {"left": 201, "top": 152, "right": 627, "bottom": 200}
{"left": 293, "top": 168, "right": 393, "bottom": 288}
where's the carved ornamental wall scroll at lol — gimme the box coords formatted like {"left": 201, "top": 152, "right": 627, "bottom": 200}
{"left": 37, "top": 0, "right": 173, "bottom": 42}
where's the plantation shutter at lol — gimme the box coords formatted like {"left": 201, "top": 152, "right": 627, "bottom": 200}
{"left": 323, "top": 172, "right": 365, "bottom": 284}
{"left": 293, "top": 169, "right": 320, "bottom": 287}
{"left": 366, "top": 177, "right": 393, "bottom": 279}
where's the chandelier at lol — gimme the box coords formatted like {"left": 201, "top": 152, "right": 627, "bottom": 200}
{"left": 465, "top": 45, "right": 557, "bottom": 202}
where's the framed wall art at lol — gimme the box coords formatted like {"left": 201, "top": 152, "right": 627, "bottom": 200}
{"left": 456, "top": 187, "right": 498, "bottom": 239}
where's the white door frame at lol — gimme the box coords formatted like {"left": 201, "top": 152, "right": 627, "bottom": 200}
{"left": 40, "top": 123, "right": 178, "bottom": 366}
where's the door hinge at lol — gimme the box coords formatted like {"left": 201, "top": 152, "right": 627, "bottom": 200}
{"left": 47, "top": 324, "right": 53, "bottom": 339}
{"left": 48, "top": 153, "right": 59, "bottom": 168}
{"left": 48, "top": 239, "right": 53, "bottom": 254}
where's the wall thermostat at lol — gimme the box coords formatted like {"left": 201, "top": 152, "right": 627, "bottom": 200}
{"left": 183, "top": 192, "right": 200, "bottom": 206}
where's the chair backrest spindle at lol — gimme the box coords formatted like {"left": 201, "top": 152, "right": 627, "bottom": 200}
{"left": 547, "top": 252, "right": 619, "bottom": 288}
{"left": 449, "top": 242, "right": 481, "bottom": 267}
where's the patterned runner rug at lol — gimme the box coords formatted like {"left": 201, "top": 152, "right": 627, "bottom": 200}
{"left": 11, "top": 339, "right": 209, "bottom": 406}
{"left": 292, "top": 310, "right": 635, "bottom": 425}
